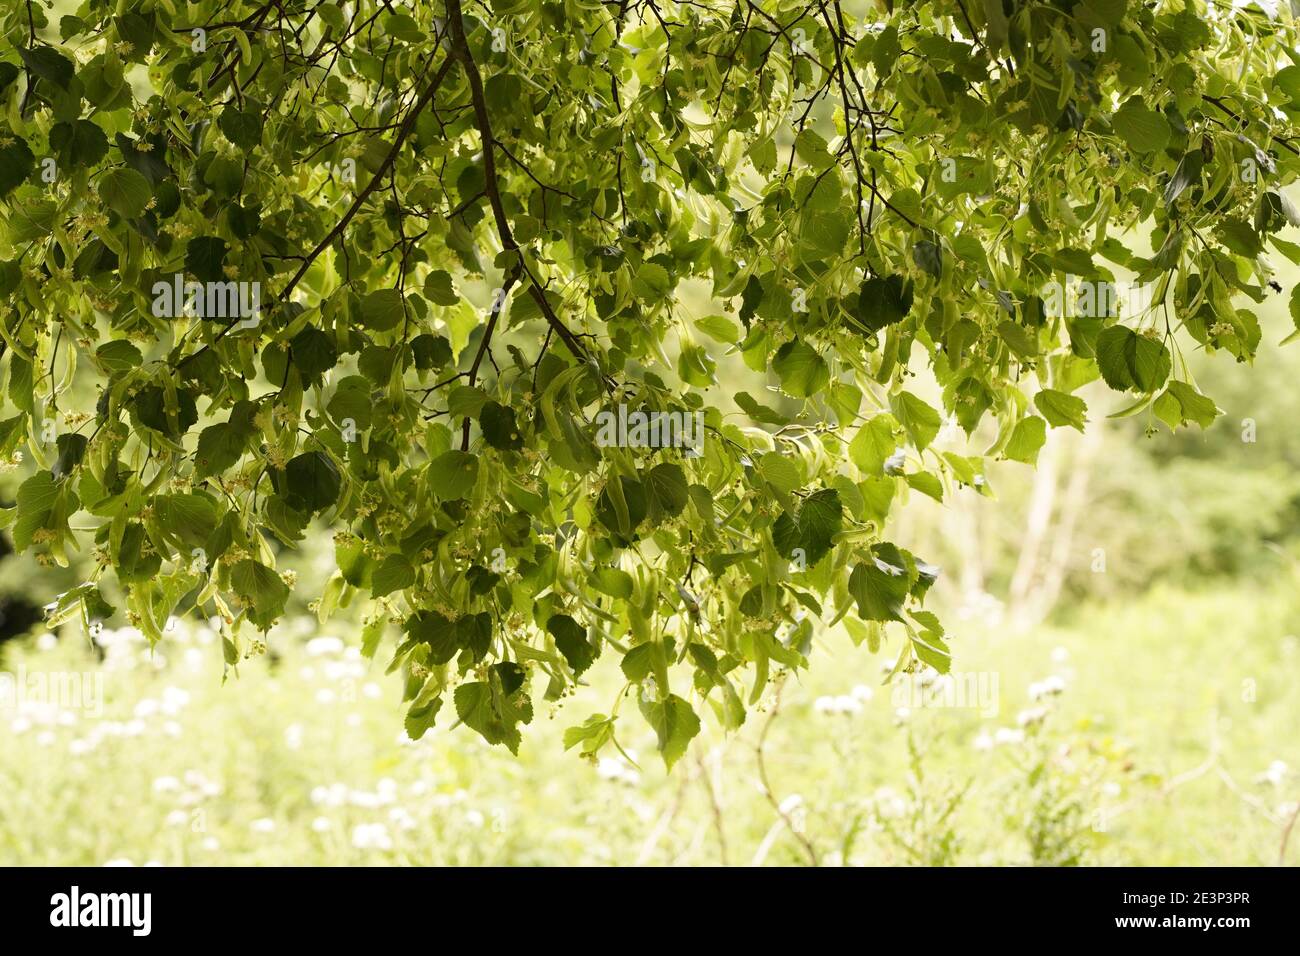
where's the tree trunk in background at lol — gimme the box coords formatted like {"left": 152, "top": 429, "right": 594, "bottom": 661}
{"left": 1006, "top": 424, "right": 1106, "bottom": 630}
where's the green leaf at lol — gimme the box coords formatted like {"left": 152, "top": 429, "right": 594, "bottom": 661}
{"left": 230, "top": 559, "right": 291, "bottom": 631}
{"left": 152, "top": 493, "right": 220, "bottom": 551}
{"left": 1164, "top": 152, "right": 1203, "bottom": 206}
{"left": 677, "top": 345, "right": 716, "bottom": 387}
{"left": 1157, "top": 380, "right": 1219, "bottom": 429}
{"left": 327, "top": 376, "right": 374, "bottom": 430}
{"left": 563, "top": 714, "right": 615, "bottom": 754}
{"left": 906, "top": 471, "right": 944, "bottom": 501}
{"left": 95, "top": 340, "right": 143, "bottom": 374}
{"left": 19, "top": 46, "right": 76, "bottom": 88}
{"left": 283, "top": 451, "right": 341, "bottom": 512}
{"left": 591, "top": 567, "right": 634, "bottom": 600}
{"left": 982, "top": 0, "right": 1009, "bottom": 50}
{"left": 848, "top": 546, "right": 910, "bottom": 622}
{"left": 404, "top": 696, "right": 442, "bottom": 741}
{"left": 13, "top": 472, "right": 58, "bottom": 551}
{"left": 694, "top": 314, "right": 740, "bottom": 343}
{"left": 290, "top": 328, "right": 337, "bottom": 382}
{"left": 757, "top": 451, "right": 800, "bottom": 493}
{"left": 548, "top": 614, "right": 597, "bottom": 676}
{"left": 405, "top": 610, "right": 460, "bottom": 664}
{"left": 849, "top": 414, "right": 899, "bottom": 474}
{"left": 735, "top": 391, "right": 789, "bottom": 425}
{"left": 133, "top": 386, "right": 198, "bottom": 438}
{"left": 772, "top": 339, "right": 830, "bottom": 398}
{"left": 1215, "top": 218, "right": 1262, "bottom": 259}
{"left": 0, "top": 138, "right": 34, "bottom": 197}
{"left": 1095, "top": 326, "right": 1171, "bottom": 393}
{"left": 454, "top": 663, "right": 532, "bottom": 754}
{"left": 479, "top": 401, "right": 523, "bottom": 450}
{"left": 1035, "top": 389, "right": 1088, "bottom": 430}
{"left": 50, "top": 120, "right": 109, "bottom": 169}
{"left": 1005, "top": 416, "right": 1047, "bottom": 464}
{"left": 855, "top": 275, "right": 913, "bottom": 334}
{"left": 1111, "top": 98, "right": 1171, "bottom": 154}
{"left": 424, "top": 270, "right": 459, "bottom": 305}
{"left": 52, "top": 433, "right": 88, "bottom": 480}
{"left": 910, "top": 615, "right": 951, "bottom": 674}
{"left": 639, "top": 693, "right": 700, "bottom": 770}
{"left": 912, "top": 239, "right": 942, "bottom": 278}
{"left": 195, "top": 422, "right": 248, "bottom": 478}
{"left": 373, "top": 554, "right": 416, "bottom": 597}
{"left": 428, "top": 450, "right": 478, "bottom": 499}
{"left": 644, "top": 462, "right": 689, "bottom": 520}
{"left": 0, "top": 414, "right": 26, "bottom": 459}
{"left": 634, "top": 262, "right": 671, "bottom": 297}
{"left": 412, "top": 334, "right": 453, "bottom": 370}
{"left": 98, "top": 167, "right": 152, "bottom": 218}
{"left": 185, "top": 237, "right": 228, "bottom": 283}
{"left": 890, "top": 391, "right": 941, "bottom": 451}
{"left": 774, "top": 488, "right": 842, "bottom": 566}
{"left": 218, "top": 108, "right": 262, "bottom": 149}
{"left": 360, "top": 289, "right": 406, "bottom": 331}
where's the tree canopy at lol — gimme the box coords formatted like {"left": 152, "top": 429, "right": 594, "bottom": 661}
{"left": 1, "top": 0, "right": 1297, "bottom": 764}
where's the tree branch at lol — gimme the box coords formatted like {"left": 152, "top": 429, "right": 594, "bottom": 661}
{"left": 445, "top": 0, "right": 599, "bottom": 369}
{"left": 176, "top": 49, "right": 454, "bottom": 370}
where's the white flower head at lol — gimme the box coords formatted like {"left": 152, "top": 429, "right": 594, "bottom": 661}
{"left": 306, "top": 636, "right": 345, "bottom": 657}
{"left": 351, "top": 822, "right": 393, "bottom": 850}
{"left": 1259, "top": 760, "right": 1290, "bottom": 787}
{"left": 1017, "top": 707, "right": 1048, "bottom": 727}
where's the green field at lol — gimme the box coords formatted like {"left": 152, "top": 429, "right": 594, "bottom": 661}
{"left": 3, "top": 575, "right": 1295, "bottom": 866}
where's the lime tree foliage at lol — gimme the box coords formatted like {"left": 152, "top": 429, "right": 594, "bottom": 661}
{"left": 0, "top": 0, "right": 1296, "bottom": 762}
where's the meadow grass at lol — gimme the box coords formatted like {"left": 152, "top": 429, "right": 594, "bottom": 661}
{"left": 1, "top": 581, "right": 1296, "bottom": 866}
